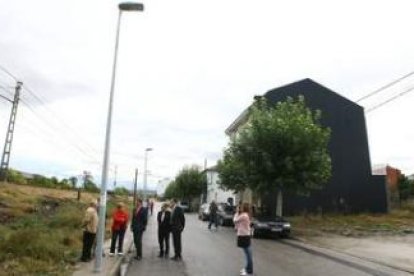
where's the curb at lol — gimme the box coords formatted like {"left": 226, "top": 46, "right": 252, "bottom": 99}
{"left": 108, "top": 239, "right": 134, "bottom": 276}
{"left": 288, "top": 236, "right": 414, "bottom": 275}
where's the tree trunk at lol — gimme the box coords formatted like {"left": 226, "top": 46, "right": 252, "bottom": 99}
{"left": 276, "top": 189, "right": 283, "bottom": 217}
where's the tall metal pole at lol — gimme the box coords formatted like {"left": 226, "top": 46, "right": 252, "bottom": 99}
{"left": 94, "top": 10, "right": 122, "bottom": 273}
{"left": 0, "top": 81, "right": 22, "bottom": 182}
{"left": 143, "top": 149, "right": 148, "bottom": 199}
{"left": 133, "top": 168, "right": 138, "bottom": 206}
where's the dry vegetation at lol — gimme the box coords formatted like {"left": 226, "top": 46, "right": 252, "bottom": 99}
{"left": 289, "top": 202, "right": 414, "bottom": 238}
{"left": 0, "top": 182, "right": 130, "bottom": 275}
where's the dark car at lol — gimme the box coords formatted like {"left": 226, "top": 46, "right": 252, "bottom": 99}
{"left": 217, "top": 203, "right": 236, "bottom": 226}
{"left": 179, "top": 201, "right": 190, "bottom": 212}
{"left": 198, "top": 203, "right": 210, "bottom": 221}
{"left": 251, "top": 216, "right": 291, "bottom": 238}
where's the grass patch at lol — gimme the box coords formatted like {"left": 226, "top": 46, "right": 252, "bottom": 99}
{"left": 0, "top": 183, "right": 131, "bottom": 274}
{"left": 0, "top": 183, "right": 99, "bottom": 275}
{"left": 289, "top": 204, "right": 414, "bottom": 237}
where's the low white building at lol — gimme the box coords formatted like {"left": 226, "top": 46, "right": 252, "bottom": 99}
{"left": 205, "top": 166, "right": 236, "bottom": 205}
{"left": 157, "top": 178, "right": 171, "bottom": 197}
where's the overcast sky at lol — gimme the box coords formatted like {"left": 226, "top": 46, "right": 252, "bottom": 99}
{"left": 0, "top": 0, "right": 413, "bottom": 190}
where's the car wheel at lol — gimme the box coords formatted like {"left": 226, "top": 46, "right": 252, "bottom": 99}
{"left": 251, "top": 226, "right": 258, "bottom": 238}
{"left": 280, "top": 232, "right": 290, "bottom": 239}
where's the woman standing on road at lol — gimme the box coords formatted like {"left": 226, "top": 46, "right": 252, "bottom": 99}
{"left": 109, "top": 202, "right": 129, "bottom": 256}
{"left": 234, "top": 202, "right": 253, "bottom": 276}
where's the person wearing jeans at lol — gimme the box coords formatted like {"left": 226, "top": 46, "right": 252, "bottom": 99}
{"left": 234, "top": 202, "right": 253, "bottom": 276}
{"left": 109, "top": 202, "right": 129, "bottom": 256}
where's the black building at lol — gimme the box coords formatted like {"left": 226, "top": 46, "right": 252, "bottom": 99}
{"left": 225, "top": 79, "right": 388, "bottom": 215}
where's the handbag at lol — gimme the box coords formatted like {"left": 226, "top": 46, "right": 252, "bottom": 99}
{"left": 237, "top": 235, "right": 251, "bottom": 248}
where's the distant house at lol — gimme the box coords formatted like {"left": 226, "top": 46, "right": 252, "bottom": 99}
{"left": 372, "top": 164, "right": 402, "bottom": 190}
{"left": 225, "top": 78, "right": 388, "bottom": 215}
{"left": 204, "top": 166, "right": 236, "bottom": 205}
{"left": 372, "top": 164, "right": 403, "bottom": 207}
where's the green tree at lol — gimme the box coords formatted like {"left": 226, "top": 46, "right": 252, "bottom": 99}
{"left": 173, "top": 166, "right": 207, "bottom": 207}
{"left": 113, "top": 187, "right": 130, "bottom": 196}
{"left": 59, "top": 178, "right": 72, "bottom": 189}
{"left": 399, "top": 175, "right": 412, "bottom": 202}
{"left": 69, "top": 176, "right": 78, "bottom": 189}
{"left": 84, "top": 179, "right": 100, "bottom": 193}
{"left": 164, "top": 181, "right": 178, "bottom": 199}
{"left": 217, "top": 96, "right": 331, "bottom": 216}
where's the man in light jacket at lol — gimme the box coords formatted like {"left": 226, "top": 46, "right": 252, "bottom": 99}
{"left": 80, "top": 200, "right": 99, "bottom": 262}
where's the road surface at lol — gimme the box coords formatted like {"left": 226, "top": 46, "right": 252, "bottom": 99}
{"left": 126, "top": 211, "right": 410, "bottom": 276}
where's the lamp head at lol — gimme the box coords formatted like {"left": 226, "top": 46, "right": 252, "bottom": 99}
{"left": 118, "top": 2, "right": 144, "bottom": 12}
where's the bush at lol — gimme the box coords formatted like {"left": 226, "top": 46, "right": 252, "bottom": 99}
{"left": 48, "top": 203, "right": 84, "bottom": 229}
{"left": 6, "top": 170, "right": 27, "bottom": 185}
{"left": 0, "top": 200, "right": 86, "bottom": 274}
{"left": 113, "top": 187, "right": 129, "bottom": 196}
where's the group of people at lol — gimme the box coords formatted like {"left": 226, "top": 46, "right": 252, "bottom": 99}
{"left": 80, "top": 197, "right": 252, "bottom": 276}
{"left": 117, "top": 197, "right": 186, "bottom": 261}
{"left": 80, "top": 197, "right": 186, "bottom": 263}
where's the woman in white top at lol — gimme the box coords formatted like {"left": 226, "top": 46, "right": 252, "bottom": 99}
{"left": 233, "top": 202, "right": 253, "bottom": 276}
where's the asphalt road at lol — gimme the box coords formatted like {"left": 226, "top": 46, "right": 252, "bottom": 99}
{"left": 126, "top": 211, "right": 410, "bottom": 276}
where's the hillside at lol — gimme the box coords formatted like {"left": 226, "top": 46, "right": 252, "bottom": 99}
{"left": 0, "top": 182, "right": 126, "bottom": 275}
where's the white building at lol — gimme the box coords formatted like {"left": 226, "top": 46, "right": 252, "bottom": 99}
{"left": 205, "top": 166, "right": 236, "bottom": 205}
{"left": 157, "top": 178, "right": 171, "bottom": 197}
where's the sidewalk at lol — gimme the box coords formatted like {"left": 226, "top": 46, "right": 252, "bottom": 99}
{"left": 296, "top": 234, "right": 414, "bottom": 274}
{"left": 72, "top": 228, "right": 134, "bottom": 276}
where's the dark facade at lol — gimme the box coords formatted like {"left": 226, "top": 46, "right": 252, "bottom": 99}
{"left": 256, "top": 79, "right": 388, "bottom": 215}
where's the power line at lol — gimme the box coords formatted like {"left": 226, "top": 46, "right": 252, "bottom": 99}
{"left": 20, "top": 85, "right": 101, "bottom": 156}
{"left": 19, "top": 98, "right": 101, "bottom": 164}
{"left": 366, "top": 86, "right": 414, "bottom": 113}
{"left": 0, "top": 64, "right": 18, "bottom": 82}
{"left": 356, "top": 70, "right": 414, "bottom": 103}
{"left": 0, "top": 94, "right": 12, "bottom": 103}
{"left": 0, "top": 64, "right": 100, "bottom": 158}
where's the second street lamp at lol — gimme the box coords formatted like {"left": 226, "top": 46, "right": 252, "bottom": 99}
{"left": 94, "top": 2, "right": 144, "bottom": 272}
{"left": 143, "top": 147, "right": 153, "bottom": 199}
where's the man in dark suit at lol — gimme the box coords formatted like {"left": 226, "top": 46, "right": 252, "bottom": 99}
{"left": 131, "top": 198, "right": 147, "bottom": 260}
{"left": 157, "top": 202, "right": 171, "bottom": 258}
{"left": 170, "top": 198, "right": 185, "bottom": 261}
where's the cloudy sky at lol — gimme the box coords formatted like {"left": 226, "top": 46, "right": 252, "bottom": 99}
{"left": 0, "top": 0, "right": 413, "bottom": 190}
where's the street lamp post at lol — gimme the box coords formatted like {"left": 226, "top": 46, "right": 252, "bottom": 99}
{"left": 143, "top": 147, "right": 153, "bottom": 199}
{"left": 94, "top": 2, "right": 143, "bottom": 272}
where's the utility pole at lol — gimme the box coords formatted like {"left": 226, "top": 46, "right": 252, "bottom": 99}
{"left": 133, "top": 168, "right": 138, "bottom": 206}
{"left": 113, "top": 165, "right": 117, "bottom": 188}
{"left": 0, "top": 81, "right": 23, "bottom": 182}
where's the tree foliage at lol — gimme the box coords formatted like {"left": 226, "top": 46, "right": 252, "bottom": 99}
{"left": 399, "top": 175, "right": 413, "bottom": 201}
{"left": 165, "top": 166, "right": 207, "bottom": 202}
{"left": 164, "top": 180, "right": 179, "bottom": 199}
{"left": 113, "top": 187, "right": 130, "bottom": 196}
{"left": 217, "top": 96, "right": 332, "bottom": 196}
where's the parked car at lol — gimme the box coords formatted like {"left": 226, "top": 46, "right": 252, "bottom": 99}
{"left": 179, "top": 201, "right": 190, "bottom": 212}
{"left": 217, "top": 203, "right": 236, "bottom": 226}
{"left": 198, "top": 203, "right": 210, "bottom": 221}
{"left": 250, "top": 216, "right": 291, "bottom": 238}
